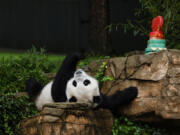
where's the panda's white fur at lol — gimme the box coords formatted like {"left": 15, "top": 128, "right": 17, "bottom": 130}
{"left": 35, "top": 81, "right": 54, "bottom": 110}
{"left": 35, "top": 69, "right": 100, "bottom": 110}
{"left": 66, "top": 69, "right": 100, "bottom": 106}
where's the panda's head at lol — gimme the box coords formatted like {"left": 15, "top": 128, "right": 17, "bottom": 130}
{"left": 66, "top": 69, "right": 101, "bottom": 107}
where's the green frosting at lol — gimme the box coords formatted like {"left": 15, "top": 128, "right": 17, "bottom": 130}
{"left": 148, "top": 39, "right": 166, "bottom": 44}
{"left": 145, "top": 39, "right": 166, "bottom": 54}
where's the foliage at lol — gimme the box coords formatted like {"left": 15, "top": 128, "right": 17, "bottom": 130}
{"left": 0, "top": 47, "right": 64, "bottom": 135}
{"left": 78, "top": 56, "right": 114, "bottom": 87}
{"left": 113, "top": 117, "right": 169, "bottom": 135}
{"left": 108, "top": 0, "right": 180, "bottom": 49}
{"left": 0, "top": 47, "right": 57, "bottom": 94}
{"left": 0, "top": 93, "right": 38, "bottom": 135}
{"left": 94, "top": 61, "right": 114, "bottom": 86}
{"left": 78, "top": 56, "right": 110, "bottom": 68}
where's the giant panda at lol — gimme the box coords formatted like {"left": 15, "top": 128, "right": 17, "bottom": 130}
{"left": 26, "top": 53, "right": 138, "bottom": 110}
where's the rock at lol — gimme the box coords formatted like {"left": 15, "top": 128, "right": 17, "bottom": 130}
{"left": 90, "top": 50, "right": 180, "bottom": 124}
{"left": 14, "top": 92, "right": 28, "bottom": 98}
{"left": 20, "top": 103, "right": 113, "bottom": 135}
{"left": 45, "top": 73, "right": 56, "bottom": 79}
{"left": 87, "top": 59, "right": 108, "bottom": 76}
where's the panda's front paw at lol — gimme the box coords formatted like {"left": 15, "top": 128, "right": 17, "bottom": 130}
{"left": 120, "top": 86, "right": 138, "bottom": 102}
{"left": 69, "top": 96, "right": 77, "bottom": 102}
{"left": 127, "top": 87, "right": 138, "bottom": 99}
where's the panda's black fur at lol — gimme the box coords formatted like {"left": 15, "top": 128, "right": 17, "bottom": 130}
{"left": 26, "top": 52, "right": 138, "bottom": 110}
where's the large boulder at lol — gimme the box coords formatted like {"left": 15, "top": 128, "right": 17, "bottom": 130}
{"left": 104, "top": 50, "right": 180, "bottom": 120}
{"left": 89, "top": 50, "right": 180, "bottom": 123}
{"left": 20, "top": 103, "right": 113, "bottom": 135}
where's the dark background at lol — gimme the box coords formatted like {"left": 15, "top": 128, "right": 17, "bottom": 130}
{"left": 0, "top": 0, "right": 146, "bottom": 54}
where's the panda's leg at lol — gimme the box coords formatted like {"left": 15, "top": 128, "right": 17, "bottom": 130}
{"left": 98, "top": 87, "right": 138, "bottom": 110}
{"left": 26, "top": 78, "right": 43, "bottom": 101}
{"left": 51, "top": 52, "right": 84, "bottom": 102}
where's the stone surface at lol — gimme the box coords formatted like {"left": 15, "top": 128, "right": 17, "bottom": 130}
{"left": 45, "top": 73, "right": 56, "bottom": 80}
{"left": 88, "top": 50, "right": 180, "bottom": 123}
{"left": 20, "top": 103, "right": 113, "bottom": 135}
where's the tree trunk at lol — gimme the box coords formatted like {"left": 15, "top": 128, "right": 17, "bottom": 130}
{"left": 88, "top": 0, "right": 111, "bottom": 55}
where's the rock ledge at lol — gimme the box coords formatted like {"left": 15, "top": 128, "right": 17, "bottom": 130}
{"left": 20, "top": 103, "right": 113, "bottom": 135}
{"left": 98, "top": 50, "right": 180, "bottom": 123}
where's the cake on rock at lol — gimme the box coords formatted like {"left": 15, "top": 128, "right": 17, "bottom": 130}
{"left": 145, "top": 16, "right": 167, "bottom": 54}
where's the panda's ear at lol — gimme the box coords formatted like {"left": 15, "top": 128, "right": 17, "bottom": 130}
{"left": 69, "top": 96, "right": 77, "bottom": 102}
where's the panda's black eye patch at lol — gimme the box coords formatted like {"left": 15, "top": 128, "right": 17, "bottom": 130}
{"left": 72, "top": 80, "right": 77, "bottom": 87}
{"left": 83, "top": 79, "right": 91, "bottom": 86}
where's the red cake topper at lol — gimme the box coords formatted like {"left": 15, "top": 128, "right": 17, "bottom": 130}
{"left": 149, "top": 16, "right": 164, "bottom": 39}
{"left": 152, "top": 16, "right": 163, "bottom": 32}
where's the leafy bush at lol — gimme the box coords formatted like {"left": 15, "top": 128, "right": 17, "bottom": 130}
{"left": 94, "top": 61, "right": 114, "bottom": 86}
{"left": 113, "top": 117, "right": 169, "bottom": 135}
{"left": 0, "top": 47, "right": 56, "bottom": 94}
{"left": 0, "top": 93, "right": 38, "bottom": 135}
{"left": 0, "top": 47, "right": 63, "bottom": 135}
{"left": 78, "top": 56, "right": 110, "bottom": 68}
{"left": 109, "top": 0, "right": 180, "bottom": 49}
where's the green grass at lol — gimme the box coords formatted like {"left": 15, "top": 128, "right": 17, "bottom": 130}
{"left": 0, "top": 51, "right": 66, "bottom": 73}
{"left": 0, "top": 52, "right": 23, "bottom": 59}
{"left": 0, "top": 52, "right": 65, "bottom": 62}
{"left": 0, "top": 52, "right": 110, "bottom": 69}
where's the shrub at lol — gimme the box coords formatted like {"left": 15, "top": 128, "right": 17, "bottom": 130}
{"left": 108, "top": 0, "right": 180, "bottom": 49}
{"left": 0, "top": 93, "right": 38, "bottom": 135}
{"left": 94, "top": 61, "right": 114, "bottom": 87}
{"left": 0, "top": 47, "right": 63, "bottom": 135}
{"left": 0, "top": 47, "right": 56, "bottom": 94}
{"left": 113, "top": 117, "right": 169, "bottom": 135}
